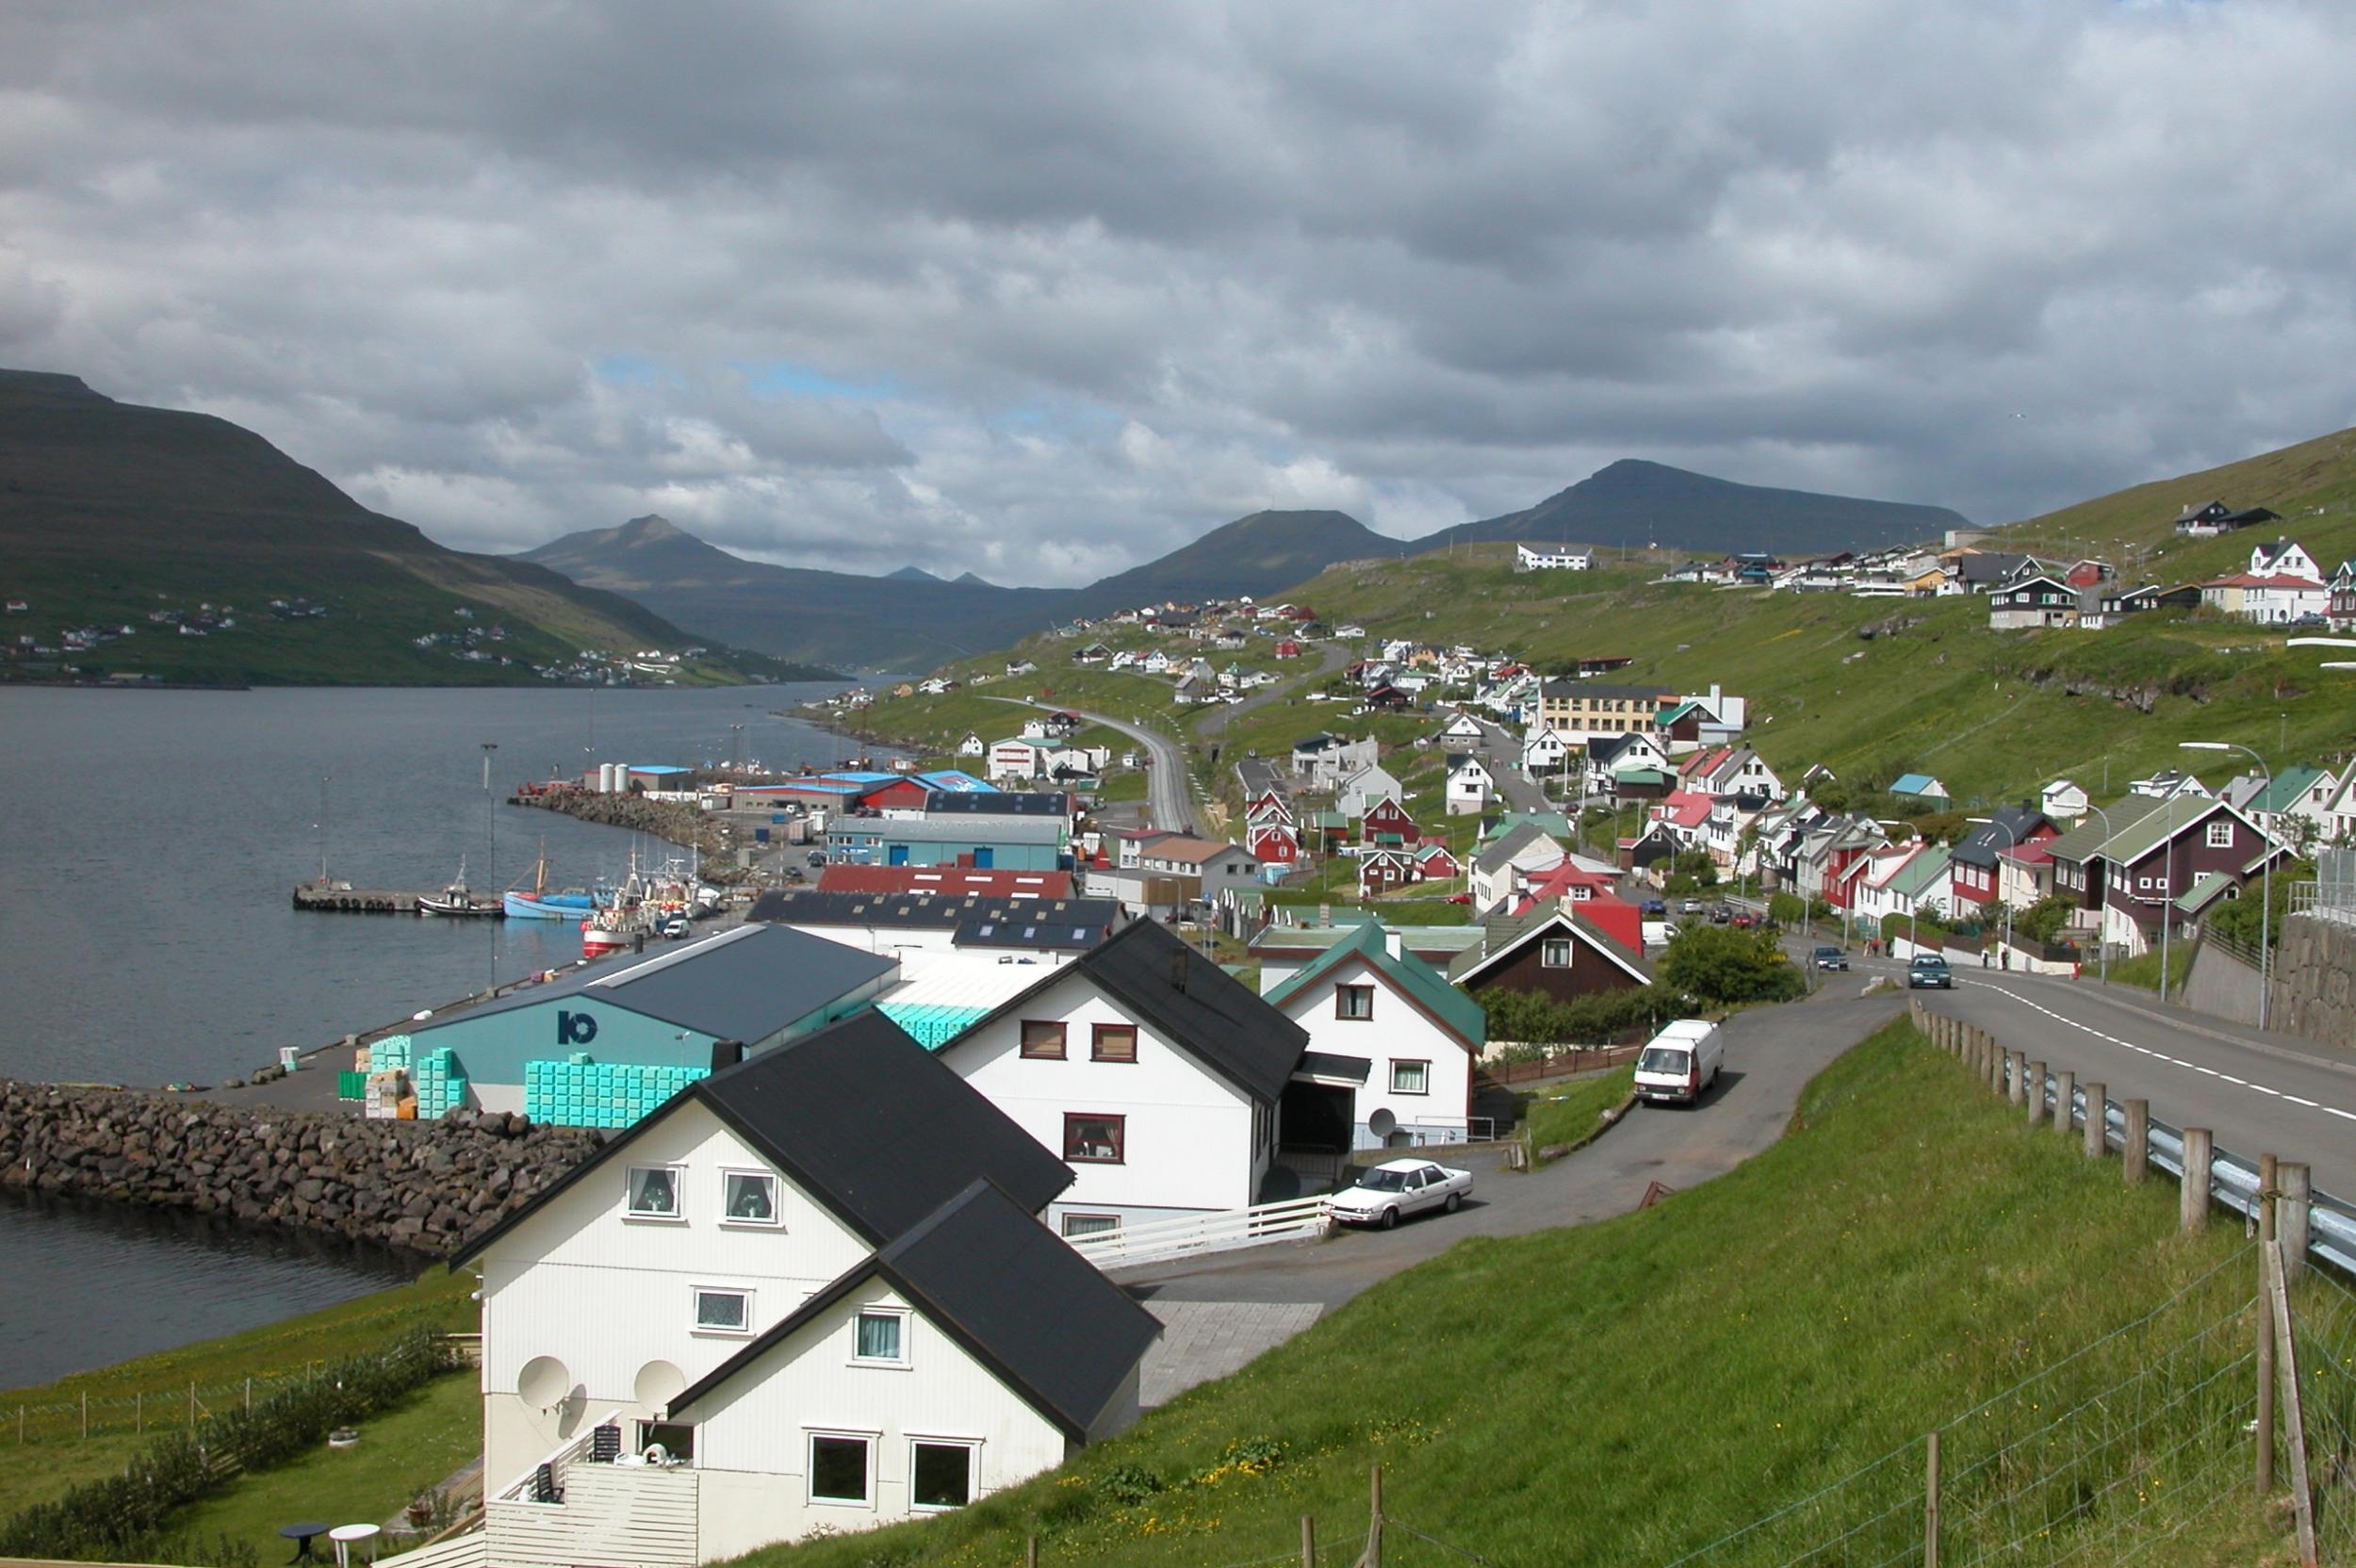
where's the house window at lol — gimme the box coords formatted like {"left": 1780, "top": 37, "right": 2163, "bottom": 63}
{"left": 1335, "top": 984, "right": 1375, "bottom": 1020}
{"left": 1391, "top": 1060, "right": 1431, "bottom": 1095}
{"left": 692, "top": 1286, "right": 751, "bottom": 1335}
{"left": 636, "top": 1421, "right": 695, "bottom": 1462}
{"left": 1541, "top": 938, "right": 1574, "bottom": 968}
{"left": 1020, "top": 1020, "right": 1067, "bottom": 1059}
{"left": 911, "top": 1439, "right": 979, "bottom": 1510}
{"left": 853, "top": 1308, "right": 908, "bottom": 1365}
{"left": 2206, "top": 821, "right": 2233, "bottom": 849}
{"left": 1065, "top": 1113, "right": 1125, "bottom": 1164}
{"left": 808, "top": 1432, "right": 875, "bottom": 1506}
{"left": 720, "top": 1170, "right": 778, "bottom": 1225}
{"left": 626, "top": 1165, "right": 682, "bottom": 1219}
{"left": 1061, "top": 1213, "right": 1121, "bottom": 1239}
{"left": 1091, "top": 1023, "right": 1138, "bottom": 1063}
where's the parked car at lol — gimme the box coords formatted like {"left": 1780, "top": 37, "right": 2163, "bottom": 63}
{"left": 1710, "top": 905, "right": 1734, "bottom": 924}
{"left": 1640, "top": 898, "right": 1668, "bottom": 917}
{"left": 1329, "top": 1159, "right": 1473, "bottom": 1230}
{"left": 661, "top": 916, "right": 692, "bottom": 939}
{"left": 1812, "top": 945, "right": 1849, "bottom": 971}
{"left": 1908, "top": 955, "right": 1955, "bottom": 989}
{"left": 1446, "top": 892, "right": 1472, "bottom": 905}
{"left": 806, "top": 850, "right": 827, "bottom": 865}
{"left": 1731, "top": 911, "right": 1755, "bottom": 928}
{"left": 1634, "top": 1019, "right": 1725, "bottom": 1106}
{"left": 1681, "top": 897, "right": 1704, "bottom": 914}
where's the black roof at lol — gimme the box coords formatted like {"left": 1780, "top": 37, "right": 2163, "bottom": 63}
{"left": 1296, "top": 1051, "right": 1372, "bottom": 1084}
{"left": 670, "top": 1180, "right": 1161, "bottom": 1440}
{"left": 753, "top": 890, "right": 1121, "bottom": 935}
{"left": 1950, "top": 805, "right": 2048, "bottom": 871}
{"left": 415, "top": 924, "right": 896, "bottom": 1046}
{"left": 953, "top": 912, "right": 1111, "bottom": 953}
{"left": 450, "top": 1010, "right": 1072, "bottom": 1266}
{"left": 950, "top": 920, "right": 1309, "bottom": 1105}
{"left": 1956, "top": 551, "right": 2036, "bottom": 583}
{"left": 925, "top": 790, "right": 1071, "bottom": 817}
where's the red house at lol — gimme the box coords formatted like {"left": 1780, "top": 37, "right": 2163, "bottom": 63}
{"left": 1249, "top": 821, "right": 1301, "bottom": 865}
{"left": 1359, "top": 794, "right": 1423, "bottom": 848}
{"left": 1358, "top": 847, "right": 1418, "bottom": 895}
{"left": 1274, "top": 639, "right": 1304, "bottom": 660}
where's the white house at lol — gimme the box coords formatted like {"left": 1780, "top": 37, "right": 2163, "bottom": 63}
{"left": 1519, "top": 725, "right": 1574, "bottom": 775}
{"left": 1333, "top": 762, "right": 1408, "bottom": 819}
{"left": 956, "top": 732, "right": 986, "bottom": 759}
{"left": 1435, "top": 710, "right": 1485, "bottom": 745}
{"left": 933, "top": 921, "right": 1306, "bottom": 1234}
{"left": 1514, "top": 543, "right": 1595, "bottom": 572}
{"left": 1469, "top": 822, "right": 1569, "bottom": 913}
{"left": 443, "top": 1011, "right": 1157, "bottom": 1566}
{"left": 1261, "top": 923, "right": 1487, "bottom": 1151}
{"left": 2251, "top": 539, "right": 2322, "bottom": 580}
{"left": 1445, "top": 752, "right": 1495, "bottom": 816}
{"left": 2041, "top": 779, "right": 2089, "bottom": 822}
{"left": 987, "top": 737, "right": 1054, "bottom": 782}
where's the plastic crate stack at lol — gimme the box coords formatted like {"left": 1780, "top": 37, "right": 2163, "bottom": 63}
{"left": 525, "top": 1055, "right": 708, "bottom": 1129}
{"left": 875, "top": 1003, "right": 990, "bottom": 1053}
{"left": 410, "top": 1045, "right": 469, "bottom": 1118}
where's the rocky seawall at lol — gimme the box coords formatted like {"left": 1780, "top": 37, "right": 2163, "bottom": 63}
{"left": 0, "top": 1082, "right": 603, "bottom": 1255}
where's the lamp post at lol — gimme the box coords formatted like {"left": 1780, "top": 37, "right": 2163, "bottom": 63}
{"left": 2081, "top": 801, "right": 2113, "bottom": 986}
{"left": 2182, "top": 740, "right": 2275, "bottom": 1029}
{"left": 1966, "top": 813, "right": 2021, "bottom": 970}
{"left": 482, "top": 742, "right": 499, "bottom": 988}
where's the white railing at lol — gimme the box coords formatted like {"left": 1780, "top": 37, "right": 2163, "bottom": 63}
{"left": 493, "top": 1408, "right": 622, "bottom": 1505}
{"left": 1066, "top": 1195, "right": 1333, "bottom": 1271}
{"left": 375, "top": 1531, "right": 491, "bottom": 1568}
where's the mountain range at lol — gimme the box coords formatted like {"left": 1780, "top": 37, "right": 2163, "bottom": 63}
{"left": 0, "top": 369, "right": 826, "bottom": 685}
{"left": 521, "top": 467, "right": 1967, "bottom": 670}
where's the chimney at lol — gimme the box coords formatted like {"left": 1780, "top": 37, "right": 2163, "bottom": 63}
{"left": 1170, "top": 946, "right": 1189, "bottom": 992}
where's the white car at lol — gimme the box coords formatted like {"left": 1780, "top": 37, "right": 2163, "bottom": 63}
{"left": 1329, "top": 1158, "right": 1473, "bottom": 1230}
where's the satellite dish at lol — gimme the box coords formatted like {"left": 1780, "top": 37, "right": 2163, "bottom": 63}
{"left": 633, "top": 1359, "right": 687, "bottom": 1413}
{"left": 517, "top": 1355, "right": 571, "bottom": 1411}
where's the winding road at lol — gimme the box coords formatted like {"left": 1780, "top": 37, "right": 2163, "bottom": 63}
{"left": 989, "top": 695, "right": 1200, "bottom": 832}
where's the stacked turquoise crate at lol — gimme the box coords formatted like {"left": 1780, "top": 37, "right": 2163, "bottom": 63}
{"left": 524, "top": 1056, "right": 708, "bottom": 1129}
{"left": 370, "top": 1036, "right": 413, "bottom": 1073}
{"left": 411, "top": 1046, "right": 469, "bottom": 1118}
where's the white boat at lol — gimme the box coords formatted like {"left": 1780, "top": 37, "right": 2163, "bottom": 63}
{"left": 418, "top": 857, "right": 501, "bottom": 918}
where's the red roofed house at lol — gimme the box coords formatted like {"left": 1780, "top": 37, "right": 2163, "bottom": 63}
{"left": 1358, "top": 794, "right": 1423, "bottom": 849}
{"left": 1273, "top": 639, "right": 1304, "bottom": 660}
{"left": 1651, "top": 790, "right": 1714, "bottom": 847}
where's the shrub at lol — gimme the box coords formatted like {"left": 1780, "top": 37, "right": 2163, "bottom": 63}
{"left": 1657, "top": 925, "right": 1807, "bottom": 1005}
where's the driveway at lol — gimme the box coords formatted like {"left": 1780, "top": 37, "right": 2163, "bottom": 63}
{"left": 1118, "top": 985, "right": 1906, "bottom": 1315}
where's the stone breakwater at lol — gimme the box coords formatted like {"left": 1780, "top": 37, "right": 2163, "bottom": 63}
{"left": 0, "top": 1081, "right": 604, "bottom": 1254}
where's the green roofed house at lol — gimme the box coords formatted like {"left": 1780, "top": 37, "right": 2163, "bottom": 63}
{"left": 1250, "top": 920, "right": 1488, "bottom": 990}
{"left": 1261, "top": 923, "right": 1488, "bottom": 1153}
{"left": 1481, "top": 809, "right": 1574, "bottom": 844}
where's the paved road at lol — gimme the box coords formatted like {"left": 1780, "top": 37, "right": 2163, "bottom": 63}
{"left": 1465, "top": 714, "right": 1551, "bottom": 812}
{"left": 1117, "top": 984, "right": 1907, "bottom": 1311}
{"left": 1898, "top": 962, "right": 2356, "bottom": 1199}
{"left": 988, "top": 694, "right": 1199, "bottom": 831}
{"left": 1195, "top": 640, "right": 1352, "bottom": 742}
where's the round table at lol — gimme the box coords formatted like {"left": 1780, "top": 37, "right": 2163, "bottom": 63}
{"left": 277, "top": 1523, "right": 331, "bottom": 1565}
{"left": 328, "top": 1522, "right": 382, "bottom": 1568}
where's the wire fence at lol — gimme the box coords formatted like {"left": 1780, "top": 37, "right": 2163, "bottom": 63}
{"left": 2293, "top": 1260, "right": 2356, "bottom": 1561}
{"left": 1654, "top": 1245, "right": 2262, "bottom": 1568}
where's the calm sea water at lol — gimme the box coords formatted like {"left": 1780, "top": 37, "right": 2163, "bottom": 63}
{"left": 0, "top": 682, "right": 876, "bottom": 1386}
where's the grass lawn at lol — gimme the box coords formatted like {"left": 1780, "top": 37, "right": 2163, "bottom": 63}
{"left": 742, "top": 1019, "right": 2282, "bottom": 1568}
{"left": 171, "top": 1370, "right": 482, "bottom": 1557}
{"left": 0, "top": 1266, "right": 473, "bottom": 1520}
{"left": 2105, "top": 939, "right": 2200, "bottom": 995}
{"left": 1519, "top": 1065, "right": 1636, "bottom": 1157}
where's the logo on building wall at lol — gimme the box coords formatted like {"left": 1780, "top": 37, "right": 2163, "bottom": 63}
{"left": 557, "top": 1010, "right": 598, "bottom": 1045}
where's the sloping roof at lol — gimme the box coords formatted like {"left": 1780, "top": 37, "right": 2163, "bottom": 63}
{"left": 1540, "top": 680, "right": 1674, "bottom": 701}
{"left": 2176, "top": 872, "right": 2235, "bottom": 917}
{"left": 1889, "top": 773, "right": 1948, "bottom": 797}
{"left": 846, "top": 815, "right": 1068, "bottom": 846}
{"left": 1473, "top": 821, "right": 1565, "bottom": 875}
{"left": 1886, "top": 845, "right": 1953, "bottom": 900}
{"left": 753, "top": 890, "right": 1119, "bottom": 936}
{"left": 1263, "top": 923, "right": 1486, "bottom": 1049}
{"left": 2102, "top": 794, "right": 2242, "bottom": 867}
{"left": 2247, "top": 765, "right": 2332, "bottom": 816}
{"left": 1950, "top": 806, "right": 2049, "bottom": 871}
{"left": 1448, "top": 906, "right": 1653, "bottom": 988}
{"left": 817, "top": 866, "right": 1077, "bottom": 899}
{"left": 450, "top": 1011, "right": 1072, "bottom": 1266}
{"left": 670, "top": 1179, "right": 1160, "bottom": 1442}
{"left": 2042, "top": 793, "right": 2166, "bottom": 863}
{"left": 947, "top": 919, "right": 1308, "bottom": 1104}
{"left": 1140, "top": 835, "right": 1250, "bottom": 866}
{"left": 416, "top": 924, "right": 895, "bottom": 1046}
{"left": 924, "top": 790, "right": 1065, "bottom": 816}
{"left": 1481, "top": 809, "right": 1573, "bottom": 843}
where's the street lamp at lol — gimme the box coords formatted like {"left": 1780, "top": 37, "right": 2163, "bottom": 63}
{"left": 1966, "top": 813, "right": 2021, "bottom": 970}
{"left": 2181, "top": 740, "right": 2275, "bottom": 1028}
{"left": 2080, "top": 801, "right": 2113, "bottom": 987}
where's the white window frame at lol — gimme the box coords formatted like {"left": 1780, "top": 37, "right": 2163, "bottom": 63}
{"left": 907, "top": 1435, "right": 985, "bottom": 1512}
{"left": 2205, "top": 820, "right": 2233, "bottom": 849}
{"left": 717, "top": 1168, "right": 782, "bottom": 1228}
{"left": 1061, "top": 1213, "right": 1121, "bottom": 1239}
{"left": 1541, "top": 938, "right": 1574, "bottom": 968}
{"left": 689, "top": 1282, "right": 754, "bottom": 1338}
{"left": 1391, "top": 1059, "right": 1432, "bottom": 1096}
{"left": 805, "top": 1429, "right": 879, "bottom": 1509}
{"left": 850, "top": 1306, "right": 912, "bottom": 1368}
{"left": 624, "top": 1164, "right": 685, "bottom": 1222}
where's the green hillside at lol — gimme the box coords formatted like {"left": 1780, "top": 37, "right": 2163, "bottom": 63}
{"left": 0, "top": 371, "right": 825, "bottom": 686}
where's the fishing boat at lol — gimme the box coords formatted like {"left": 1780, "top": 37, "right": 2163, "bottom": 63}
{"left": 504, "top": 841, "right": 601, "bottom": 921}
{"left": 418, "top": 858, "right": 501, "bottom": 918}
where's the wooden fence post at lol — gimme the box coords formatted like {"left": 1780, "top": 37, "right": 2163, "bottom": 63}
{"left": 2259, "top": 1154, "right": 2278, "bottom": 1497}
{"left": 1367, "top": 1462, "right": 1384, "bottom": 1568}
{"left": 2007, "top": 1050, "right": 2027, "bottom": 1106}
{"left": 2123, "top": 1100, "right": 2149, "bottom": 1184}
{"left": 2053, "top": 1070, "right": 2075, "bottom": 1139}
{"left": 188, "top": 1380, "right": 196, "bottom": 1430}
{"left": 80, "top": 1391, "right": 87, "bottom": 1442}
{"left": 136, "top": 1390, "right": 142, "bottom": 1435}
{"left": 245, "top": 1377, "right": 254, "bottom": 1413}
{"left": 2024, "top": 1062, "right": 2046, "bottom": 1124}
{"left": 1924, "top": 1429, "right": 1942, "bottom": 1568}
{"left": 1025, "top": 1535, "right": 1038, "bottom": 1568}
{"left": 1301, "top": 1514, "right": 1317, "bottom": 1568}
{"left": 2280, "top": 1162, "right": 2312, "bottom": 1281}
{"left": 2081, "top": 1083, "right": 2105, "bottom": 1158}
{"left": 15, "top": 1405, "right": 22, "bottom": 1445}
{"left": 2266, "top": 1242, "right": 2319, "bottom": 1565}
{"left": 1984, "top": 1033, "right": 2002, "bottom": 1091}
{"left": 2181, "top": 1128, "right": 2214, "bottom": 1233}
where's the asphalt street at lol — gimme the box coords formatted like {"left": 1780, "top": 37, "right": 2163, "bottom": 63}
{"left": 1118, "top": 984, "right": 1907, "bottom": 1311}
{"left": 990, "top": 694, "right": 1198, "bottom": 831}
{"left": 1466, "top": 714, "right": 1552, "bottom": 812}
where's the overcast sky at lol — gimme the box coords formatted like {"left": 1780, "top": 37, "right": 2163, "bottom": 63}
{"left": 6, "top": 3, "right": 2354, "bottom": 586}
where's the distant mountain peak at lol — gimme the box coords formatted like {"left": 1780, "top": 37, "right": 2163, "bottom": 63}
{"left": 0, "top": 369, "right": 113, "bottom": 409}
{"left": 886, "top": 564, "right": 943, "bottom": 582}
{"left": 620, "top": 513, "right": 685, "bottom": 539}
{"left": 954, "top": 570, "right": 994, "bottom": 587}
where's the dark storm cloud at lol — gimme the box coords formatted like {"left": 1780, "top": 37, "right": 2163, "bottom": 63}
{"left": 3, "top": 1, "right": 2354, "bottom": 581}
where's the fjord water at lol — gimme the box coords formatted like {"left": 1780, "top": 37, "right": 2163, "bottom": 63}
{"left": 0, "top": 682, "right": 872, "bottom": 1385}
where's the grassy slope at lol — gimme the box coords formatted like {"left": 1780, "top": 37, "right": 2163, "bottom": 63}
{"left": 1521, "top": 1064, "right": 1635, "bottom": 1155}
{"left": 0, "top": 1266, "right": 474, "bottom": 1520}
{"left": 741, "top": 1021, "right": 2276, "bottom": 1568}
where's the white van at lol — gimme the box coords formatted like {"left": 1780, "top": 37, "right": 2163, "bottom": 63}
{"left": 1633, "top": 1019, "right": 1723, "bottom": 1106}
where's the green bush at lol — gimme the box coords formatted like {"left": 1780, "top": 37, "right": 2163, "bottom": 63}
{"left": 0, "top": 1328, "right": 458, "bottom": 1563}
{"left": 1478, "top": 984, "right": 1686, "bottom": 1046}
{"left": 1767, "top": 891, "right": 1809, "bottom": 927}
{"left": 1658, "top": 924, "right": 1807, "bottom": 1004}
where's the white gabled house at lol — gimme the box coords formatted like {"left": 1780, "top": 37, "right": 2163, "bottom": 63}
{"left": 1435, "top": 710, "right": 1485, "bottom": 745}
{"left": 932, "top": 920, "right": 1307, "bottom": 1235}
{"left": 1260, "top": 923, "right": 1487, "bottom": 1151}
{"left": 1519, "top": 725, "right": 1573, "bottom": 775}
{"left": 1333, "top": 762, "right": 1407, "bottom": 819}
{"left": 1445, "top": 752, "right": 1494, "bottom": 815}
{"left": 443, "top": 1012, "right": 1157, "bottom": 1566}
